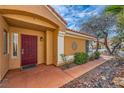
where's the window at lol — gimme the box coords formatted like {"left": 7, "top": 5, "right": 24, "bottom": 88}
{"left": 72, "top": 41, "right": 77, "bottom": 50}
{"left": 12, "top": 33, "right": 18, "bottom": 57}
{"left": 86, "top": 40, "right": 89, "bottom": 53}
{"left": 3, "top": 31, "right": 8, "bottom": 55}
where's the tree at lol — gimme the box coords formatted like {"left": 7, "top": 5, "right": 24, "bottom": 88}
{"left": 105, "top": 5, "right": 124, "bottom": 15}
{"left": 111, "top": 34, "right": 124, "bottom": 54}
{"left": 80, "top": 16, "right": 101, "bottom": 52}
{"left": 81, "top": 14, "right": 116, "bottom": 55}
{"left": 99, "top": 14, "right": 116, "bottom": 55}
{"left": 105, "top": 6, "right": 124, "bottom": 33}
{"left": 105, "top": 5, "right": 124, "bottom": 54}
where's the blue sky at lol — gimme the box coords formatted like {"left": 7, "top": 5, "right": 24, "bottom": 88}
{"left": 52, "top": 5, "right": 106, "bottom": 30}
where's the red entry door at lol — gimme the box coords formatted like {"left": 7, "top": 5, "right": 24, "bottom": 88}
{"left": 21, "top": 34, "right": 37, "bottom": 66}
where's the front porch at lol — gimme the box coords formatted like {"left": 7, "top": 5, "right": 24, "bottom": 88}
{"left": 0, "top": 7, "right": 61, "bottom": 81}
{"left": 0, "top": 55, "right": 111, "bottom": 88}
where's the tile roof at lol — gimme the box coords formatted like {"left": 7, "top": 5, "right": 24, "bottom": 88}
{"left": 47, "top": 5, "right": 67, "bottom": 25}
{"left": 67, "top": 28, "right": 96, "bottom": 38}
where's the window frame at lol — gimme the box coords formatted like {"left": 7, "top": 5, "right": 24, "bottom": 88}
{"left": 3, "top": 30, "right": 8, "bottom": 55}
{"left": 12, "top": 32, "right": 19, "bottom": 58}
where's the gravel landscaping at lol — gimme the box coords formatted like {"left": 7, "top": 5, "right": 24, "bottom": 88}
{"left": 61, "top": 58, "right": 124, "bottom": 88}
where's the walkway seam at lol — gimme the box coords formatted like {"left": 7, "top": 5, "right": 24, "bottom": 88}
{"left": 63, "top": 70, "right": 74, "bottom": 78}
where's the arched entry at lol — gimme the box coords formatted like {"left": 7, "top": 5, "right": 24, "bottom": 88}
{"left": 0, "top": 7, "right": 60, "bottom": 69}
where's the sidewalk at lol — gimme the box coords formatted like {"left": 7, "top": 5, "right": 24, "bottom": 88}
{"left": 0, "top": 55, "right": 112, "bottom": 88}
{"left": 64, "top": 55, "right": 111, "bottom": 79}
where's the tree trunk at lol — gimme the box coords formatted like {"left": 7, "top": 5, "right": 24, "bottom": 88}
{"left": 96, "top": 38, "right": 99, "bottom": 52}
{"left": 104, "top": 33, "right": 112, "bottom": 55}
{"left": 111, "top": 42, "right": 121, "bottom": 54}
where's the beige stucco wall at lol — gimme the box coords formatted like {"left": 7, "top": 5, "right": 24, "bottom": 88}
{"left": 45, "top": 29, "right": 59, "bottom": 66}
{"left": 64, "top": 36, "right": 86, "bottom": 55}
{"left": 0, "top": 15, "right": 9, "bottom": 81}
{"left": 0, "top": 5, "right": 90, "bottom": 81}
{"left": 0, "top": 5, "right": 62, "bottom": 81}
{"left": 46, "top": 30, "right": 54, "bottom": 65}
{"left": 3, "top": 14, "right": 56, "bottom": 31}
{"left": 8, "top": 26, "right": 45, "bottom": 69}
{"left": 53, "top": 29, "right": 59, "bottom": 65}
{"left": 0, "top": 5, "right": 66, "bottom": 31}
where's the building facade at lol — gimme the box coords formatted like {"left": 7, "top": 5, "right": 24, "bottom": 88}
{"left": 0, "top": 5, "right": 95, "bottom": 81}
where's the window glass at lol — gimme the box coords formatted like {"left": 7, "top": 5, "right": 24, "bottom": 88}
{"left": 13, "top": 33, "right": 18, "bottom": 57}
{"left": 72, "top": 41, "right": 77, "bottom": 50}
{"left": 3, "top": 31, "right": 8, "bottom": 55}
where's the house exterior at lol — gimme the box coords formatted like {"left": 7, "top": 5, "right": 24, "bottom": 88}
{"left": 0, "top": 5, "right": 95, "bottom": 81}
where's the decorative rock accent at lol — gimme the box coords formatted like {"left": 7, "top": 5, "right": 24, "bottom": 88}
{"left": 112, "top": 77, "right": 124, "bottom": 87}
{"left": 120, "top": 80, "right": 124, "bottom": 87}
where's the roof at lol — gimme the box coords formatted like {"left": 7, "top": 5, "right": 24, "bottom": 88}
{"left": 67, "top": 28, "right": 96, "bottom": 39}
{"left": 46, "top": 5, "right": 67, "bottom": 25}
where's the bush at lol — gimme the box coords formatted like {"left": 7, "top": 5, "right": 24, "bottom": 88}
{"left": 94, "top": 51, "right": 101, "bottom": 59}
{"left": 121, "top": 48, "right": 124, "bottom": 51}
{"left": 74, "top": 52, "right": 89, "bottom": 65}
{"left": 89, "top": 51, "right": 101, "bottom": 61}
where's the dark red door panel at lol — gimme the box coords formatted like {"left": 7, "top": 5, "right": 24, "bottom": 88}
{"left": 21, "top": 34, "right": 37, "bottom": 66}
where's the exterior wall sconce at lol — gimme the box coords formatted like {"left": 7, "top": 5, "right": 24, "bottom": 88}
{"left": 40, "top": 36, "right": 44, "bottom": 41}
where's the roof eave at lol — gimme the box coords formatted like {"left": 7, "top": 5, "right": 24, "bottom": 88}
{"left": 45, "top": 5, "right": 67, "bottom": 26}
{"left": 66, "top": 28, "right": 96, "bottom": 39}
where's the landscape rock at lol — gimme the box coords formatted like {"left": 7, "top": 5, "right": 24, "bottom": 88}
{"left": 112, "top": 77, "right": 124, "bottom": 87}
{"left": 119, "top": 80, "right": 124, "bottom": 87}
{"left": 101, "top": 76, "right": 106, "bottom": 80}
{"left": 62, "top": 59, "right": 124, "bottom": 88}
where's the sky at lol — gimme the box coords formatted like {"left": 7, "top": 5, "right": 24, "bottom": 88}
{"left": 52, "top": 5, "right": 106, "bottom": 30}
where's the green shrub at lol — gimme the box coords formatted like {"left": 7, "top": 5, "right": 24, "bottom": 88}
{"left": 74, "top": 52, "right": 89, "bottom": 65}
{"left": 121, "top": 48, "right": 124, "bottom": 51}
{"left": 94, "top": 51, "right": 101, "bottom": 59}
{"left": 89, "top": 51, "right": 101, "bottom": 61}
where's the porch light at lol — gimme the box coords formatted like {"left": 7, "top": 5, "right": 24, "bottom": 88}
{"left": 40, "top": 36, "right": 44, "bottom": 41}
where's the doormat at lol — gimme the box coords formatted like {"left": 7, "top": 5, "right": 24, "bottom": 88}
{"left": 22, "top": 64, "right": 36, "bottom": 70}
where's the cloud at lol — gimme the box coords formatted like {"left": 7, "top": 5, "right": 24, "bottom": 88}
{"left": 52, "top": 5, "right": 106, "bottom": 30}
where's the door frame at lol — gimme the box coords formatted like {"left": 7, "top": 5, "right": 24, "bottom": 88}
{"left": 21, "top": 34, "right": 38, "bottom": 67}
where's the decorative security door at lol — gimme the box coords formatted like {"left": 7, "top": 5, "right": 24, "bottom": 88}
{"left": 21, "top": 34, "right": 37, "bottom": 66}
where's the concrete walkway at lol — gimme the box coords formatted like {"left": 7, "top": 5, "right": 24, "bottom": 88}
{"left": 0, "top": 55, "right": 112, "bottom": 88}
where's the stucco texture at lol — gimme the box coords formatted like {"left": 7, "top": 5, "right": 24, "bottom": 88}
{"left": 0, "top": 15, "right": 9, "bottom": 81}
{"left": 0, "top": 5, "right": 66, "bottom": 31}
{"left": 0, "top": 6, "right": 62, "bottom": 81}
{"left": 64, "top": 36, "right": 86, "bottom": 55}
{"left": 8, "top": 26, "right": 46, "bottom": 69}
